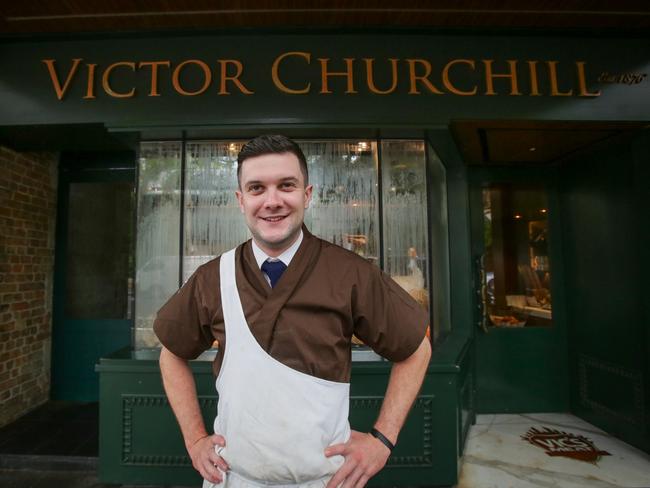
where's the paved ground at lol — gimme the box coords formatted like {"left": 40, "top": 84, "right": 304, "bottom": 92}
{"left": 0, "top": 402, "right": 98, "bottom": 457}
{"left": 0, "top": 468, "right": 194, "bottom": 488}
{"left": 0, "top": 400, "right": 194, "bottom": 487}
{"left": 0, "top": 468, "right": 115, "bottom": 488}
{"left": 0, "top": 453, "right": 193, "bottom": 488}
{"left": 458, "top": 413, "right": 650, "bottom": 488}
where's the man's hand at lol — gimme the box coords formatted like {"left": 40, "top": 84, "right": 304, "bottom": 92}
{"left": 324, "top": 430, "right": 391, "bottom": 488}
{"left": 188, "top": 433, "right": 229, "bottom": 484}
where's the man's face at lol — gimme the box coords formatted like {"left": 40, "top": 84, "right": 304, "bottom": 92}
{"left": 236, "top": 152, "right": 312, "bottom": 257}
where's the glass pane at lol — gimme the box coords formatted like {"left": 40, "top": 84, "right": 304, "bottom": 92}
{"left": 135, "top": 142, "right": 182, "bottom": 348}
{"left": 134, "top": 139, "right": 436, "bottom": 352}
{"left": 381, "top": 140, "right": 431, "bottom": 327}
{"left": 426, "top": 145, "right": 451, "bottom": 341}
{"left": 303, "top": 140, "right": 379, "bottom": 263}
{"left": 184, "top": 141, "right": 247, "bottom": 281}
{"left": 483, "top": 185, "right": 553, "bottom": 328}
{"left": 65, "top": 181, "right": 134, "bottom": 319}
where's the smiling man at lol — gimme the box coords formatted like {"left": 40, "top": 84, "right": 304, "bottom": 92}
{"left": 155, "top": 135, "right": 431, "bottom": 488}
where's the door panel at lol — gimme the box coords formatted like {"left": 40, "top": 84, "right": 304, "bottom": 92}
{"left": 52, "top": 154, "right": 135, "bottom": 401}
{"left": 470, "top": 169, "right": 569, "bottom": 412}
{"left": 559, "top": 131, "right": 649, "bottom": 452}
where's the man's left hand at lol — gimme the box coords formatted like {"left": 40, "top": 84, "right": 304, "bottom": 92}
{"left": 324, "top": 430, "right": 391, "bottom": 488}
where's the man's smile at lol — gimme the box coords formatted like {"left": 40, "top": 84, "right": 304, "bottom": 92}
{"left": 261, "top": 215, "right": 288, "bottom": 222}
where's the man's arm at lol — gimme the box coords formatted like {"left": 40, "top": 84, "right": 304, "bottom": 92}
{"left": 159, "top": 346, "right": 229, "bottom": 483}
{"left": 373, "top": 335, "right": 432, "bottom": 444}
{"left": 325, "top": 336, "right": 431, "bottom": 488}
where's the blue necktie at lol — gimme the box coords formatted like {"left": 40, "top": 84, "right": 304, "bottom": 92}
{"left": 261, "top": 260, "right": 287, "bottom": 288}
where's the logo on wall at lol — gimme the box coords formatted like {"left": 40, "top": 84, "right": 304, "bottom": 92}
{"left": 522, "top": 427, "right": 611, "bottom": 464}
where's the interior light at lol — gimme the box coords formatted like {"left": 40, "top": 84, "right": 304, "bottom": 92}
{"left": 540, "top": 209, "right": 547, "bottom": 213}
{"left": 529, "top": 147, "right": 537, "bottom": 152}
{"left": 514, "top": 214, "right": 522, "bottom": 219}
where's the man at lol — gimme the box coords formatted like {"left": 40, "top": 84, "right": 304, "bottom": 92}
{"left": 155, "top": 135, "right": 431, "bottom": 488}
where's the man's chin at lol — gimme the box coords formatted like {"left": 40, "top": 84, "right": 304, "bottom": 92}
{"left": 255, "top": 230, "right": 298, "bottom": 253}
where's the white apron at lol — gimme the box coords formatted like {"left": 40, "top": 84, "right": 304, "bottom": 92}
{"left": 203, "top": 248, "right": 350, "bottom": 488}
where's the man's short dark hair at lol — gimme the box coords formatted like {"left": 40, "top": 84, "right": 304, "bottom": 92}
{"left": 237, "top": 135, "right": 308, "bottom": 187}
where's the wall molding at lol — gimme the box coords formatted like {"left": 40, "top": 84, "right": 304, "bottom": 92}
{"left": 351, "top": 395, "right": 434, "bottom": 467}
{"left": 120, "top": 393, "right": 434, "bottom": 468}
{"left": 579, "top": 354, "right": 644, "bottom": 426}
{"left": 121, "top": 394, "right": 216, "bottom": 466}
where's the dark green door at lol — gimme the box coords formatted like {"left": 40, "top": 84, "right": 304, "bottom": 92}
{"left": 469, "top": 167, "right": 569, "bottom": 413}
{"left": 559, "top": 131, "right": 649, "bottom": 453}
{"left": 52, "top": 152, "right": 135, "bottom": 401}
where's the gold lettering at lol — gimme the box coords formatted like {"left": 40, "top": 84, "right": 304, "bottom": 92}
{"left": 483, "top": 60, "right": 521, "bottom": 96}
{"left": 576, "top": 61, "right": 601, "bottom": 97}
{"left": 84, "top": 63, "right": 97, "bottom": 100}
{"left": 442, "top": 59, "right": 477, "bottom": 96}
{"left": 527, "top": 61, "right": 541, "bottom": 96}
{"left": 139, "top": 61, "right": 171, "bottom": 97}
{"left": 364, "top": 58, "right": 399, "bottom": 95}
{"left": 318, "top": 58, "right": 357, "bottom": 94}
{"left": 102, "top": 61, "right": 136, "bottom": 98}
{"left": 42, "top": 58, "right": 82, "bottom": 100}
{"left": 271, "top": 52, "right": 311, "bottom": 94}
{"left": 218, "top": 60, "right": 254, "bottom": 95}
{"left": 406, "top": 59, "right": 443, "bottom": 95}
{"left": 547, "top": 61, "right": 573, "bottom": 96}
{"left": 172, "top": 60, "right": 211, "bottom": 96}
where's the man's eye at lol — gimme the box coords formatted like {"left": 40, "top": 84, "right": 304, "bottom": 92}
{"left": 280, "top": 182, "right": 296, "bottom": 190}
{"left": 248, "top": 185, "right": 262, "bottom": 192}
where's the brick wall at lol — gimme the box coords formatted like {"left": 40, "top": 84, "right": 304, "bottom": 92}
{"left": 0, "top": 146, "right": 58, "bottom": 427}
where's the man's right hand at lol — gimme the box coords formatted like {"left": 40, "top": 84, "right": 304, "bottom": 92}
{"left": 188, "top": 433, "right": 229, "bottom": 483}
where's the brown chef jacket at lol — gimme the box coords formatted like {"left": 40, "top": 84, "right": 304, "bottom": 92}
{"left": 153, "top": 226, "right": 428, "bottom": 382}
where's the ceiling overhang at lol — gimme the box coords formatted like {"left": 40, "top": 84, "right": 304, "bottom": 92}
{"left": 451, "top": 120, "right": 647, "bottom": 165}
{"left": 2, "top": 2, "right": 650, "bottom": 36}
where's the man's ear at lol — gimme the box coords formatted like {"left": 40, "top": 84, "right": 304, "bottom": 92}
{"left": 235, "top": 190, "right": 244, "bottom": 213}
{"left": 304, "top": 184, "right": 313, "bottom": 209}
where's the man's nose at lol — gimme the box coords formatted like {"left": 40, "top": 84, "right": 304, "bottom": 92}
{"left": 263, "top": 187, "right": 282, "bottom": 207}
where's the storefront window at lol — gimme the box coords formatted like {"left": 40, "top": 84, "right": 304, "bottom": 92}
{"left": 65, "top": 181, "right": 134, "bottom": 319}
{"left": 482, "top": 185, "right": 553, "bottom": 328}
{"left": 304, "top": 141, "right": 379, "bottom": 262}
{"left": 184, "top": 142, "right": 247, "bottom": 281}
{"left": 135, "top": 142, "right": 182, "bottom": 348}
{"left": 427, "top": 146, "right": 451, "bottom": 341}
{"left": 381, "top": 141, "right": 432, "bottom": 335}
{"left": 136, "top": 139, "right": 442, "bottom": 351}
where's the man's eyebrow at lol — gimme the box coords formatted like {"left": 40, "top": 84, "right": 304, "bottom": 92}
{"left": 243, "top": 179, "right": 263, "bottom": 187}
{"left": 243, "top": 177, "right": 299, "bottom": 187}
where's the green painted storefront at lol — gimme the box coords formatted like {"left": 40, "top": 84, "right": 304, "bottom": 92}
{"left": 1, "top": 31, "right": 648, "bottom": 486}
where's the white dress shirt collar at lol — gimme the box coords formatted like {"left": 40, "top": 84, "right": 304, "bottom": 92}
{"left": 251, "top": 230, "right": 303, "bottom": 269}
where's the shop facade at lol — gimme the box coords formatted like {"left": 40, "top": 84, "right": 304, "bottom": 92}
{"left": 0, "top": 31, "right": 648, "bottom": 486}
